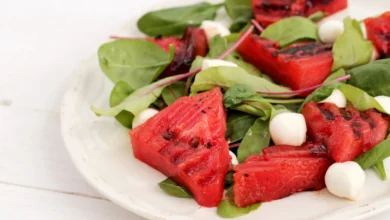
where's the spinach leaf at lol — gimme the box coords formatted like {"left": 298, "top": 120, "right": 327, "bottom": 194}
{"left": 224, "top": 171, "right": 235, "bottom": 189}
{"left": 137, "top": 2, "right": 223, "bottom": 36}
{"left": 232, "top": 102, "right": 272, "bottom": 119}
{"left": 226, "top": 112, "right": 257, "bottom": 143}
{"left": 324, "top": 69, "right": 346, "bottom": 83}
{"left": 91, "top": 76, "right": 175, "bottom": 117}
{"left": 298, "top": 82, "right": 341, "bottom": 112}
{"left": 208, "top": 35, "right": 263, "bottom": 77}
{"left": 237, "top": 118, "right": 270, "bottom": 163}
{"left": 162, "top": 82, "right": 186, "bottom": 105}
{"left": 98, "top": 39, "right": 174, "bottom": 89}
{"left": 348, "top": 60, "right": 390, "bottom": 96}
{"left": 338, "top": 84, "right": 385, "bottom": 112}
{"left": 332, "top": 17, "right": 373, "bottom": 71}
{"left": 191, "top": 66, "right": 291, "bottom": 97}
{"left": 225, "top": 0, "right": 253, "bottom": 33}
{"left": 217, "top": 200, "right": 261, "bottom": 218}
{"left": 375, "top": 161, "right": 387, "bottom": 180}
{"left": 355, "top": 136, "right": 390, "bottom": 170}
{"left": 308, "top": 11, "right": 326, "bottom": 22}
{"left": 109, "top": 81, "right": 135, "bottom": 128}
{"left": 153, "top": 97, "right": 168, "bottom": 110}
{"left": 224, "top": 84, "right": 256, "bottom": 108}
{"left": 261, "top": 17, "right": 319, "bottom": 48}
{"left": 158, "top": 178, "right": 192, "bottom": 198}
{"left": 270, "top": 105, "right": 290, "bottom": 120}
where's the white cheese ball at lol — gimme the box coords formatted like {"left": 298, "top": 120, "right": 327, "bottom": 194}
{"left": 229, "top": 151, "right": 238, "bottom": 166}
{"left": 269, "top": 112, "right": 307, "bottom": 146}
{"left": 371, "top": 48, "right": 380, "bottom": 62}
{"left": 319, "top": 20, "right": 344, "bottom": 44}
{"left": 325, "top": 161, "right": 366, "bottom": 200}
{"left": 319, "top": 89, "right": 347, "bottom": 108}
{"left": 360, "top": 22, "right": 368, "bottom": 39}
{"left": 202, "top": 59, "right": 238, "bottom": 70}
{"left": 132, "top": 108, "right": 159, "bottom": 128}
{"left": 375, "top": 96, "right": 390, "bottom": 114}
{"left": 200, "top": 20, "right": 231, "bottom": 42}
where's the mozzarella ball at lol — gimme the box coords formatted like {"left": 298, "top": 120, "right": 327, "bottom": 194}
{"left": 319, "top": 20, "right": 344, "bottom": 44}
{"left": 132, "top": 108, "right": 159, "bottom": 128}
{"left": 200, "top": 20, "right": 231, "bottom": 42}
{"left": 202, "top": 59, "right": 238, "bottom": 70}
{"left": 360, "top": 22, "right": 368, "bottom": 39}
{"left": 371, "top": 48, "right": 380, "bottom": 62}
{"left": 269, "top": 112, "right": 307, "bottom": 146}
{"left": 325, "top": 161, "right": 366, "bottom": 200}
{"left": 375, "top": 96, "right": 390, "bottom": 114}
{"left": 229, "top": 151, "right": 238, "bottom": 166}
{"left": 319, "top": 89, "right": 347, "bottom": 108}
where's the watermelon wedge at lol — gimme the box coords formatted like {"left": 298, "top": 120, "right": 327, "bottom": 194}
{"left": 234, "top": 143, "right": 332, "bottom": 207}
{"left": 364, "top": 12, "right": 390, "bottom": 58}
{"left": 129, "top": 88, "right": 230, "bottom": 207}
{"left": 302, "top": 102, "right": 389, "bottom": 162}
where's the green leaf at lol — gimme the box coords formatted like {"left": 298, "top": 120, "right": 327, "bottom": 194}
{"left": 225, "top": 0, "right": 253, "bottom": 33}
{"left": 261, "top": 17, "right": 319, "bottom": 48}
{"left": 224, "top": 84, "right": 256, "bottom": 108}
{"left": 217, "top": 199, "right": 261, "bottom": 218}
{"left": 355, "top": 136, "right": 390, "bottom": 170}
{"left": 308, "top": 11, "right": 326, "bottom": 22}
{"left": 375, "top": 161, "right": 387, "bottom": 181}
{"left": 137, "top": 2, "right": 223, "bottom": 36}
{"left": 229, "top": 17, "right": 251, "bottom": 33}
{"left": 207, "top": 35, "right": 263, "bottom": 77}
{"left": 232, "top": 102, "right": 272, "bottom": 119}
{"left": 298, "top": 82, "right": 341, "bottom": 112}
{"left": 270, "top": 105, "right": 290, "bottom": 120}
{"left": 224, "top": 171, "right": 235, "bottom": 189}
{"left": 332, "top": 17, "right": 373, "bottom": 71}
{"left": 338, "top": 84, "right": 385, "bottom": 112}
{"left": 348, "top": 59, "right": 390, "bottom": 97}
{"left": 324, "top": 69, "right": 346, "bottom": 83}
{"left": 158, "top": 178, "right": 192, "bottom": 198}
{"left": 91, "top": 76, "right": 175, "bottom": 117}
{"left": 226, "top": 112, "right": 257, "bottom": 143}
{"left": 237, "top": 118, "right": 270, "bottom": 162}
{"left": 109, "top": 81, "right": 135, "bottom": 128}
{"left": 98, "top": 39, "right": 174, "bottom": 89}
{"left": 162, "top": 82, "right": 186, "bottom": 105}
{"left": 191, "top": 66, "right": 291, "bottom": 97}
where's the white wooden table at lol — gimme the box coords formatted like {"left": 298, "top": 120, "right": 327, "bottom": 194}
{"left": 1, "top": 0, "right": 389, "bottom": 219}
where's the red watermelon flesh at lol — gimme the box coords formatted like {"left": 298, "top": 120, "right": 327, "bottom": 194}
{"left": 129, "top": 88, "right": 230, "bottom": 207}
{"left": 302, "top": 102, "right": 389, "bottom": 162}
{"left": 233, "top": 143, "right": 332, "bottom": 207}
{"left": 237, "top": 34, "right": 333, "bottom": 93}
{"left": 364, "top": 12, "right": 390, "bottom": 58}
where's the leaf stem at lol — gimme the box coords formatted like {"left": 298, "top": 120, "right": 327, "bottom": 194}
{"left": 109, "top": 35, "right": 132, "bottom": 40}
{"left": 256, "top": 75, "right": 351, "bottom": 95}
{"left": 229, "top": 143, "right": 241, "bottom": 149}
{"left": 251, "top": 19, "right": 264, "bottom": 33}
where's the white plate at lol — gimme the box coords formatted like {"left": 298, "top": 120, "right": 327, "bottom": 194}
{"left": 61, "top": 1, "right": 390, "bottom": 219}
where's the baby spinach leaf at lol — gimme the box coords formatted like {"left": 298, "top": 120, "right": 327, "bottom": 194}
{"left": 225, "top": 0, "right": 253, "bottom": 33}
{"left": 339, "top": 84, "right": 385, "bottom": 113}
{"left": 224, "top": 84, "right": 256, "bottom": 108}
{"left": 224, "top": 171, "right": 235, "bottom": 189}
{"left": 324, "top": 69, "right": 346, "bottom": 83}
{"left": 137, "top": 2, "right": 223, "bottom": 36}
{"left": 375, "top": 161, "right": 387, "bottom": 180}
{"left": 98, "top": 39, "right": 174, "bottom": 89}
{"left": 348, "top": 59, "right": 390, "bottom": 96}
{"left": 191, "top": 66, "right": 291, "bottom": 97}
{"left": 91, "top": 76, "right": 175, "bottom": 117}
{"left": 237, "top": 118, "right": 270, "bottom": 162}
{"left": 208, "top": 35, "right": 262, "bottom": 77}
{"left": 308, "top": 11, "right": 326, "bottom": 22}
{"left": 109, "top": 81, "right": 135, "bottom": 128}
{"left": 158, "top": 178, "right": 192, "bottom": 198}
{"left": 298, "top": 82, "right": 341, "bottom": 112}
{"left": 217, "top": 199, "right": 261, "bottom": 218}
{"left": 332, "top": 17, "right": 373, "bottom": 71}
{"left": 270, "top": 105, "right": 290, "bottom": 120}
{"left": 161, "top": 82, "right": 186, "bottom": 105}
{"left": 226, "top": 112, "right": 257, "bottom": 143}
{"left": 355, "top": 136, "right": 390, "bottom": 170}
{"left": 261, "top": 17, "right": 319, "bottom": 48}
{"left": 232, "top": 102, "right": 273, "bottom": 119}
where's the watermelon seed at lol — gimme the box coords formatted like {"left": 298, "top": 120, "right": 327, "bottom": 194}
{"left": 244, "top": 174, "right": 249, "bottom": 177}
{"left": 201, "top": 110, "right": 206, "bottom": 114}
{"left": 320, "top": 108, "right": 335, "bottom": 121}
{"left": 190, "top": 137, "right": 200, "bottom": 148}
{"left": 162, "top": 132, "right": 176, "bottom": 141}
{"left": 206, "top": 143, "right": 213, "bottom": 149}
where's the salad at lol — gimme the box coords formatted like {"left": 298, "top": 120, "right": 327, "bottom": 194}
{"left": 91, "top": 0, "right": 390, "bottom": 218}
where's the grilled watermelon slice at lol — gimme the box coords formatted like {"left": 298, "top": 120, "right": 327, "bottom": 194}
{"left": 237, "top": 34, "right": 333, "bottom": 92}
{"left": 234, "top": 143, "right": 332, "bottom": 207}
{"left": 129, "top": 88, "right": 230, "bottom": 207}
{"left": 303, "top": 102, "right": 389, "bottom": 162}
{"left": 364, "top": 12, "right": 390, "bottom": 58}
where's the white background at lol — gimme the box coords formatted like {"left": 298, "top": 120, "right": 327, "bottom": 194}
{"left": 1, "top": 0, "right": 389, "bottom": 219}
